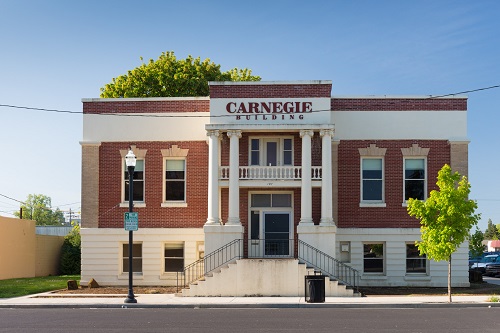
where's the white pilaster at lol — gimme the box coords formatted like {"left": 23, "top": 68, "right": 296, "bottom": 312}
{"left": 299, "top": 130, "right": 314, "bottom": 224}
{"left": 206, "top": 130, "right": 220, "bottom": 225}
{"left": 320, "top": 129, "right": 334, "bottom": 226}
{"left": 227, "top": 130, "right": 242, "bottom": 225}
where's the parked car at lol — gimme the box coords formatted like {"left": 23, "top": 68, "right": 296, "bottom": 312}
{"left": 470, "top": 254, "right": 500, "bottom": 274}
{"left": 485, "top": 260, "right": 500, "bottom": 277}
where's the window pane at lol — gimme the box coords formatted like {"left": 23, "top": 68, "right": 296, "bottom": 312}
{"left": 165, "top": 258, "right": 184, "bottom": 272}
{"left": 363, "top": 159, "right": 382, "bottom": 171}
{"left": 125, "top": 180, "right": 144, "bottom": 201}
{"left": 251, "top": 194, "right": 271, "bottom": 207}
{"left": 166, "top": 160, "right": 185, "bottom": 171}
{"left": 272, "top": 194, "right": 292, "bottom": 207}
{"left": 166, "top": 181, "right": 185, "bottom": 201}
{"left": 251, "top": 211, "right": 260, "bottom": 239}
{"left": 251, "top": 151, "right": 260, "bottom": 165}
{"left": 283, "top": 139, "right": 292, "bottom": 150}
{"left": 406, "top": 244, "right": 427, "bottom": 273}
{"left": 405, "top": 180, "right": 425, "bottom": 200}
{"left": 251, "top": 139, "right": 260, "bottom": 150}
{"left": 363, "top": 244, "right": 384, "bottom": 273}
{"left": 283, "top": 151, "right": 292, "bottom": 165}
{"left": 363, "top": 180, "right": 382, "bottom": 200}
{"left": 405, "top": 159, "right": 424, "bottom": 170}
{"left": 166, "top": 170, "right": 185, "bottom": 179}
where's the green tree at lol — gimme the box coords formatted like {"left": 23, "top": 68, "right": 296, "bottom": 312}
{"left": 13, "top": 194, "right": 64, "bottom": 226}
{"left": 469, "top": 227, "right": 485, "bottom": 258}
{"left": 100, "top": 51, "right": 261, "bottom": 98}
{"left": 59, "top": 223, "right": 81, "bottom": 275}
{"left": 484, "top": 219, "right": 499, "bottom": 240}
{"left": 407, "top": 164, "right": 480, "bottom": 302}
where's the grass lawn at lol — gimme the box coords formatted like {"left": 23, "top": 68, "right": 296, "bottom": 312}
{"left": 0, "top": 275, "right": 80, "bottom": 298}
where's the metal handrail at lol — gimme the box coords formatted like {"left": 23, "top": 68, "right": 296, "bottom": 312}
{"left": 298, "top": 239, "right": 360, "bottom": 293}
{"left": 177, "top": 239, "right": 242, "bottom": 292}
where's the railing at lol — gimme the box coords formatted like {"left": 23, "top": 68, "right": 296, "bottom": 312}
{"left": 219, "top": 166, "right": 322, "bottom": 180}
{"left": 298, "top": 239, "right": 360, "bottom": 293}
{"left": 177, "top": 238, "right": 360, "bottom": 294}
{"left": 177, "top": 239, "right": 242, "bottom": 292}
{"left": 247, "top": 239, "right": 294, "bottom": 258}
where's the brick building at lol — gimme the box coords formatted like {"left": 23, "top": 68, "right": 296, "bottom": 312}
{"left": 81, "top": 80, "right": 470, "bottom": 295}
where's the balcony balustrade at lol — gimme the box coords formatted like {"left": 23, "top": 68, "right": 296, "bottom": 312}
{"left": 219, "top": 166, "right": 322, "bottom": 180}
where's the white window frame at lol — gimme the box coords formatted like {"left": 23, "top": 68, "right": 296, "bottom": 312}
{"left": 163, "top": 242, "right": 185, "bottom": 273}
{"left": 363, "top": 242, "right": 385, "bottom": 275}
{"left": 121, "top": 158, "right": 146, "bottom": 208}
{"left": 403, "top": 157, "right": 427, "bottom": 203}
{"left": 162, "top": 158, "right": 187, "bottom": 207}
{"left": 248, "top": 136, "right": 294, "bottom": 166}
{"left": 121, "top": 242, "right": 143, "bottom": 275}
{"left": 405, "top": 243, "right": 428, "bottom": 275}
{"left": 360, "top": 157, "right": 385, "bottom": 206}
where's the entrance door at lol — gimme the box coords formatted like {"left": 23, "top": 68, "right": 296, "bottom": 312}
{"left": 263, "top": 212, "right": 291, "bottom": 257}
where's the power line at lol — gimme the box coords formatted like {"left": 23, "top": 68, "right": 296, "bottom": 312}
{"left": 1, "top": 83, "right": 498, "bottom": 118}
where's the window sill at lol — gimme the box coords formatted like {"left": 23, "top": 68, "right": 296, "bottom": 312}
{"left": 361, "top": 274, "right": 387, "bottom": 280}
{"left": 359, "top": 203, "right": 386, "bottom": 208}
{"left": 404, "top": 274, "right": 430, "bottom": 281}
{"left": 120, "top": 202, "right": 146, "bottom": 208}
{"left": 118, "top": 273, "right": 143, "bottom": 280}
{"left": 161, "top": 202, "right": 188, "bottom": 208}
{"left": 160, "top": 272, "right": 183, "bottom": 280}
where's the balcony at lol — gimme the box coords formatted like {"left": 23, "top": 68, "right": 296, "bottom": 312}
{"left": 219, "top": 166, "right": 322, "bottom": 180}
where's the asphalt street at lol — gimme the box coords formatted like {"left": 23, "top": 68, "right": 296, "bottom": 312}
{"left": 0, "top": 308, "right": 499, "bottom": 333}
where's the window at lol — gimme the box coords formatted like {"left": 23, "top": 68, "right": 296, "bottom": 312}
{"left": 122, "top": 243, "right": 142, "bottom": 273}
{"left": 124, "top": 160, "right": 144, "bottom": 202}
{"left": 404, "top": 158, "right": 426, "bottom": 200}
{"left": 363, "top": 243, "right": 384, "bottom": 273}
{"left": 361, "top": 158, "right": 383, "bottom": 202}
{"left": 406, "top": 244, "right": 427, "bottom": 274}
{"left": 249, "top": 137, "right": 293, "bottom": 166}
{"left": 165, "top": 159, "right": 186, "bottom": 201}
{"left": 164, "top": 242, "right": 184, "bottom": 272}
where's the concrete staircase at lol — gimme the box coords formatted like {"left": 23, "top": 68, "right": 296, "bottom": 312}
{"left": 179, "top": 258, "right": 360, "bottom": 297}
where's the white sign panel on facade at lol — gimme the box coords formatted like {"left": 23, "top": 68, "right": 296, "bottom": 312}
{"left": 210, "top": 98, "right": 331, "bottom": 125}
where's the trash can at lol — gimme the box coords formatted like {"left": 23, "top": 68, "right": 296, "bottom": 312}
{"left": 305, "top": 274, "right": 325, "bottom": 303}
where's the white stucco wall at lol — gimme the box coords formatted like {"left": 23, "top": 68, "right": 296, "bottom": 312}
{"left": 336, "top": 228, "right": 470, "bottom": 287}
{"left": 81, "top": 228, "right": 204, "bottom": 286}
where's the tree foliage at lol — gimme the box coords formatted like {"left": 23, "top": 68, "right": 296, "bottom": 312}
{"left": 13, "top": 194, "right": 64, "bottom": 226}
{"left": 407, "top": 164, "right": 480, "bottom": 302}
{"left": 469, "top": 227, "right": 485, "bottom": 258}
{"left": 100, "top": 51, "right": 261, "bottom": 98}
{"left": 59, "top": 223, "right": 81, "bottom": 275}
{"left": 484, "top": 219, "right": 500, "bottom": 240}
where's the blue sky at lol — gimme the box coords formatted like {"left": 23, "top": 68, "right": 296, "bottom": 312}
{"left": 0, "top": 0, "right": 498, "bottom": 231}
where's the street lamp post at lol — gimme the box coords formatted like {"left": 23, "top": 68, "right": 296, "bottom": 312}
{"left": 124, "top": 148, "right": 137, "bottom": 304}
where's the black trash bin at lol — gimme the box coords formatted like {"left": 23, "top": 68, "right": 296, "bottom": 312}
{"left": 305, "top": 274, "right": 325, "bottom": 303}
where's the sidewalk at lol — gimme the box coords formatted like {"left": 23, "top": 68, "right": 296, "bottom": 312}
{"left": 0, "top": 292, "right": 498, "bottom": 309}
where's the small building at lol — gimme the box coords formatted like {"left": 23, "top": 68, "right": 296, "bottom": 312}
{"left": 80, "top": 80, "right": 470, "bottom": 295}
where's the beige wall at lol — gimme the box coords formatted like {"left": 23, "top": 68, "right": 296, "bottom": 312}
{"left": 0, "top": 216, "right": 36, "bottom": 280}
{"left": 35, "top": 235, "right": 65, "bottom": 277}
{"left": 0, "top": 216, "right": 65, "bottom": 280}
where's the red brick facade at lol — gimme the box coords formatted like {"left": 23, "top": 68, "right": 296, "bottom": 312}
{"left": 98, "top": 141, "right": 208, "bottom": 228}
{"left": 210, "top": 82, "right": 332, "bottom": 98}
{"left": 331, "top": 98, "right": 466, "bottom": 111}
{"left": 83, "top": 99, "right": 209, "bottom": 114}
{"left": 337, "top": 140, "right": 451, "bottom": 228}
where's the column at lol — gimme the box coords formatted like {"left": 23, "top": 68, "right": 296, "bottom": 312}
{"left": 299, "top": 130, "right": 314, "bottom": 224}
{"left": 320, "top": 129, "right": 334, "bottom": 226}
{"left": 226, "top": 130, "right": 242, "bottom": 225}
{"left": 206, "top": 130, "right": 220, "bottom": 225}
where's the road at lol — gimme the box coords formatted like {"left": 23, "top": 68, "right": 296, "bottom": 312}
{"left": 0, "top": 308, "right": 499, "bottom": 333}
